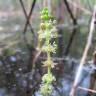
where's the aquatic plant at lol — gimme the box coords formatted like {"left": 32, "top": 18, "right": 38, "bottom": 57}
{"left": 37, "top": 7, "right": 58, "bottom": 96}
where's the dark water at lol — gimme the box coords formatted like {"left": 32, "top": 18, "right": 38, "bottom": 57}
{"left": 0, "top": 53, "right": 93, "bottom": 96}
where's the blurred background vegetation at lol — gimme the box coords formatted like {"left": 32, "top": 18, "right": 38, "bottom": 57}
{"left": 0, "top": 0, "right": 96, "bottom": 96}
{"left": 0, "top": 0, "right": 96, "bottom": 58}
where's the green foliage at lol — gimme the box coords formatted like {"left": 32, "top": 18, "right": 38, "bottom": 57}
{"left": 40, "top": 83, "right": 53, "bottom": 96}
{"left": 38, "top": 7, "right": 58, "bottom": 96}
{"left": 42, "top": 73, "right": 55, "bottom": 84}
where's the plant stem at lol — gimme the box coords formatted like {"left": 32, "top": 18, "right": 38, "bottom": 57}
{"left": 70, "top": 5, "right": 96, "bottom": 96}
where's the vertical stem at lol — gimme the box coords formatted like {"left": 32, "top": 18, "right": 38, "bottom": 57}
{"left": 37, "top": 37, "right": 41, "bottom": 50}
{"left": 47, "top": 52, "right": 51, "bottom": 74}
{"left": 48, "top": 66, "right": 51, "bottom": 74}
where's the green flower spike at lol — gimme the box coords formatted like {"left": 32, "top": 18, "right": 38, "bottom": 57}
{"left": 38, "top": 7, "right": 58, "bottom": 96}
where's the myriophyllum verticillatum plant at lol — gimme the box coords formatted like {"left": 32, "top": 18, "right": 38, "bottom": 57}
{"left": 37, "top": 7, "right": 58, "bottom": 96}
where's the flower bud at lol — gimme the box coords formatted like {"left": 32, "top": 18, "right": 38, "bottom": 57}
{"left": 40, "top": 23, "right": 46, "bottom": 30}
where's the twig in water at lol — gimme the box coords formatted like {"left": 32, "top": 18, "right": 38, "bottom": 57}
{"left": 78, "top": 86, "right": 96, "bottom": 94}
{"left": 70, "top": 5, "right": 96, "bottom": 96}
